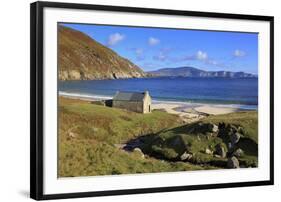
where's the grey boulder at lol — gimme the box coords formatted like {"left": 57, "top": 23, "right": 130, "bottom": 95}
{"left": 227, "top": 156, "right": 240, "bottom": 168}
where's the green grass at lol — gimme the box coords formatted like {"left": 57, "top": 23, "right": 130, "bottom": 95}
{"left": 60, "top": 98, "right": 180, "bottom": 144}
{"left": 59, "top": 97, "right": 206, "bottom": 177}
{"left": 201, "top": 111, "right": 258, "bottom": 143}
{"left": 59, "top": 98, "right": 258, "bottom": 177}
{"left": 140, "top": 111, "right": 258, "bottom": 167}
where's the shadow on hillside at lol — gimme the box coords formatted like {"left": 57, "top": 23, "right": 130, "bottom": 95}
{"left": 159, "top": 122, "right": 214, "bottom": 137}
{"left": 123, "top": 134, "right": 154, "bottom": 152}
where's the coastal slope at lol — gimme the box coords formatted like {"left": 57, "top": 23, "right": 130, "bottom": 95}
{"left": 59, "top": 97, "right": 258, "bottom": 177}
{"left": 58, "top": 25, "right": 146, "bottom": 80}
{"left": 148, "top": 66, "right": 257, "bottom": 78}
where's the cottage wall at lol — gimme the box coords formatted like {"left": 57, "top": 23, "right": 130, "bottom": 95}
{"left": 112, "top": 100, "right": 144, "bottom": 113}
{"left": 143, "top": 94, "right": 152, "bottom": 113}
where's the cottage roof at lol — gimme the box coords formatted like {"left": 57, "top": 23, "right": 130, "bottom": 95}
{"left": 113, "top": 91, "right": 147, "bottom": 101}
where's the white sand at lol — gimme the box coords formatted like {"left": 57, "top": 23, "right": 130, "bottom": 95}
{"left": 194, "top": 105, "right": 239, "bottom": 115}
{"left": 152, "top": 102, "right": 243, "bottom": 123}
{"left": 152, "top": 103, "right": 203, "bottom": 123}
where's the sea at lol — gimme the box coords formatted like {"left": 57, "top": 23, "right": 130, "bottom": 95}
{"left": 58, "top": 77, "right": 258, "bottom": 110}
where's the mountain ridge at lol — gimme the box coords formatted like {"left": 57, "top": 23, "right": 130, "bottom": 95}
{"left": 147, "top": 66, "right": 257, "bottom": 78}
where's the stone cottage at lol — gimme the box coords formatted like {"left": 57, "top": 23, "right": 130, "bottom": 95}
{"left": 112, "top": 91, "right": 152, "bottom": 113}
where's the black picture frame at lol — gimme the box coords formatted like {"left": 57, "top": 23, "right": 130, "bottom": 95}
{"left": 30, "top": 1, "right": 274, "bottom": 200}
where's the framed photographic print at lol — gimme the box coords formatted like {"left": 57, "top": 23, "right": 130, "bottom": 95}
{"left": 30, "top": 1, "right": 274, "bottom": 200}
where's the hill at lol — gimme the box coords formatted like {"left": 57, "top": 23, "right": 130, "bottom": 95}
{"left": 58, "top": 25, "right": 146, "bottom": 80}
{"left": 59, "top": 97, "right": 205, "bottom": 177}
{"left": 147, "top": 66, "right": 257, "bottom": 78}
{"left": 59, "top": 97, "right": 257, "bottom": 176}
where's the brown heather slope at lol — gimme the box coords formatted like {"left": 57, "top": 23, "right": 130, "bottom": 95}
{"left": 58, "top": 25, "right": 146, "bottom": 80}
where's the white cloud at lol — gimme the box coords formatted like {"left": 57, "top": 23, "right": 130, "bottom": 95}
{"left": 196, "top": 50, "right": 208, "bottom": 60}
{"left": 180, "top": 50, "right": 226, "bottom": 68}
{"left": 148, "top": 37, "right": 160, "bottom": 46}
{"left": 233, "top": 49, "right": 246, "bottom": 57}
{"left": 107, "top": 33, "right": 125, "bottom": 46}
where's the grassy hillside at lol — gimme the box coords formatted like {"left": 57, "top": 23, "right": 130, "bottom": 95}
{"left": 59, "top": 97, "right": 258, "bottom": 177}
{"left": 58, "top": 25, "right": 146, "bottom": 80}
{"left": 59, "top": 97, "right": 207, "bottom": 177}
{"left": 141, "top": 112, "right": 258, "bottom": 168}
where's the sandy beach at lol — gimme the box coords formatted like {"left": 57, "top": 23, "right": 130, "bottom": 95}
{"left": 151, "top": 103, "right": 202, "bottom": 123}
{"left": 151, "top": 102, "right": 245, "bottom": 123}
{"left": 193, "top": 105, "right": 240, "bottom": 115}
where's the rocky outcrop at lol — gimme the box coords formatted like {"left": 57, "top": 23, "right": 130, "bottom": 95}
{"left": 133, "top": 148, "right": 145, "bottom": 159}
{"left": 233, "top": 148, "right": 244, "bottom": 157}
{"left": 214, "top": 144, "right": 227, "bottom": 158}
{"left": 205, "top": 148, "right": 213, "bottom": 155}
{"left": 187, "top": 122, "right": 219, "bottom": 135}
{"left": 58, "top": 25, "right": 146, "bottom": 80}
{"left": 180, "top": 152, "right": 193, "bottom": 161}
{"left": 227, "top": 156, "right": 240, "bottom": 168}
{"left": 121, "top": 119, "right": 256, "bottom": 169}
{"left": 230, "top": 132, "right": 241, "bottom": 145}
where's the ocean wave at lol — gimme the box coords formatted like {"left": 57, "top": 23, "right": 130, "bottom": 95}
{"left": 59, "top": 91, "right": 113, "bottom": 100}
{"left": 152, "top": 99, "right": 257, "bottom": 110}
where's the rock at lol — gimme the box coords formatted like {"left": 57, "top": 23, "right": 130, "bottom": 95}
{"left": 180, "top": 152, "right": 193, "bottom": 161}
{"left": 233, "top": 148, "right": 244, "bottom": 157}
{"left": 205, "top": 123, "right": 218, "bottom": 133}
{"left": 230, "top": 124, "right": 238, "bottom": 133}
{"left": 92, "top": 127, "right": 99, "bottom": 132}
{"left": 114, "top": 144, "right": 126, "bottom": 150}
{"left": 218, "top": 122, "right": 225, "bottom": 128}
{"left": 219, "top": 123, "right": 238, "bottom": 137}
{"left": 189, "top": 123, "right": 218, "bottom": 134}
{"left": 227, "top": 156, "right": 240, "bottom": 168}
{"left": 133, "top": 147, "right": 142, "bottom": 152}
{"left": 205, "top": 148, "right": 213, "bottom": 155}
{"left": 171, "top": 136, "right": 183, "bottom": 147}
{"left": 238, "top": 127, "right": 245, "bottom": 135}
{"left": 230, "top": 132, "right": 241, "bottom": 145}
{"left": 206, "top": 123, "right": 219, "bottom": 133}
{"left": 68, "top": 131, "right": 76, "bottom": 138}
{"left": 69, "top": 70, "right": 82, "bottom": 80}
{"left": 170, "top": 136, "right": 188, "bottom": 153}
{"left": 211, "top": 124, "right": 219, "bottom": 133}
{"left": 227, "top": 142, "right": 233, "bottom": 149}
{"left": 133, "top": 148, "right": 145, "bottom": 158}
{"left": 214, "top": 154, "right": 221, "bottom": 158}
{"left": 215, "top": 144, "right": 226, "bottom": 158}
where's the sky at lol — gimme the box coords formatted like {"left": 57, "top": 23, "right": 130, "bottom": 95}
{"left": 61, "top": 23, "right": 258, "bottom": 74}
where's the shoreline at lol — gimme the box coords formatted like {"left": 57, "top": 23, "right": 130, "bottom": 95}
{"left": 59, "top": 91, "right": 257, "bottom": 123}
{"left": 59, "top": 91, "right": 257, "bottom": 110}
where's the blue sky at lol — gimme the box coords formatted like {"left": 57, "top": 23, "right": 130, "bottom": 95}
{"left": 61, "top": 23, "right": 258, "bottom": 74}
